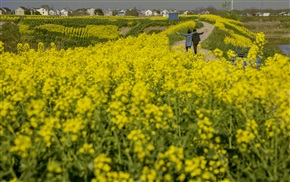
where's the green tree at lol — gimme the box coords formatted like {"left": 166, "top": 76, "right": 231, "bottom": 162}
{"left": 24, "top": 9, "right": 31, "bottom": 15}
{"left": 33, "top": 11, "right": 41, "bottom": 15}
{"left": 0, "top": 22, "right": 20, "bottom": 53}
{"left": 95, "top": 8, "right": 104, "bottom": 15}
{"left": 222, "top": 1, "right": 231, "bottom": 13}
{"left": 125, "top": 8, "right": 138, "bottom": 16}
{"left": 153, "top": 9, "right": 160, "bottom": 14}
{"left": 221, "top": 0, "right": 239, "bottom": 20}
{"left": 112, "top": 10, "right": 118, "bottom": 16}
{"left": 73, "top": 8, "right": 89, "bottom": 16}
{"left": 205, "top": 6, "right": 221, "bottom": 15}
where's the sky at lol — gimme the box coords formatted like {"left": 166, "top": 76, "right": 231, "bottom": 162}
{"left": 1, "top": 0, "right": 290, "bottom": 10}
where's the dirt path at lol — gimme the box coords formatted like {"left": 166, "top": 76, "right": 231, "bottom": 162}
{"left": 144, "top": 26, "right": 167, "bottom": 33}
{"left": 171, "top": 21, "right": 217, "bottom": 61}
{"left": 120, "top": 27, "right": 132, "bottom": 36}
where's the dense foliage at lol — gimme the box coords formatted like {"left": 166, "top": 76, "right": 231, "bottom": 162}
{"left": 0, "top": 15, "right": 200, "bottom": 52}
{"left": 0, "top": 15, "right": 289, "bottom": 182}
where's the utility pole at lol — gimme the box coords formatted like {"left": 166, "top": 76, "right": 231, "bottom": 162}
{"left": 231, "top": 0, "right": 233, "bottom": 11}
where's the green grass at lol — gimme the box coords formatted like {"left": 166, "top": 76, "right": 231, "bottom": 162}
{"left": 6, "top": 17, "right": 202, "bottom": 52}
{"left": 0, "top": 22, "right": 21, "bottom": 53}
{"left": 201, "top": 28, "right": 230, "bottom": 57}
{"left": 168, "top": 21, "right": 203, "bottom": 45}
{"left": 201, "top": 25, "right": 283, "bottom": 59}
{"left": 240, "top": 16, "right": 290, "bottom": 47}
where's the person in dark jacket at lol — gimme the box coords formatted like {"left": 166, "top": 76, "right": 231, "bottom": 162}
{"left": 192, "top": 29, "right": 207, "bottom": 54}
{"left": 176, "top": 29, "right": 196, "bottom": 52}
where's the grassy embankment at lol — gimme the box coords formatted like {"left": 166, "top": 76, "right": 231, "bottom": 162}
{"left": 240, "top": 16, "right": 290, "bottom": 45}
{"left": 200, "top": 16, "right": 289, "bottom": 59}
{"left": 240, "top": 16, "right": 290, "bottom": 56}
{"left": 0, "top": 16, "right": 201, "bottom": 53}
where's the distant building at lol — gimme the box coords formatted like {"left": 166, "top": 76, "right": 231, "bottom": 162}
{"left": 138, "top": 9, "right": 145, "bottom": 16}
{"left": 201, "top": 10, "right": 210, "bottom": 14}
{"left": 262, "top": 13, "right": 270, "bottom": 16}
{"left": 161, "top": 9, "right": 169, "bottom": 17}
{"left": 73, "top": 9, "right": 89, "bottom": 16}
{"left": 183, "top": 10, "right": 189, "bottom": 15}
{"left": 255, "top": 12, "right": 270, "bottom": 16}
{"left": 56, "top": 10, "right": 60, "bottom": 16}
{"left": 169, "top": 9, "right": 179, "bottom": 14}
{"left": 103, "top": 8, "right": 113, "bottom": 16}
{"left": 60, "top": 8, "right": 69, "bottom": 16}
{"left": 278, "top": 12, "right": 290, "bottom": 16}
{"left": 37, "top": 7, "right": 49, "bottom": 15}
{"left": 15, "top": 6, "right": 28, "bottom": 15}
{"left": 87, "top": 8, "right": 95, "bottom": 16}
{"left": 117, "top": 10, "right": 126, "bottom": 16}
{"left": 145, "top": 10, "right": 153, "bottom": 16}
{"left": 278, "top": 12, "right": 286, "bottom": 16}
{"left": 168, "top": 13, "right": 178, "bottom": 20}
{"left": 152, "top": 10, "right": 159, "bottom": 16}
{"left": 49, "top": 9, "right": 59, "bottom": 16}
{"left": 0, "top": 7, "right": 12, "bottom": 15}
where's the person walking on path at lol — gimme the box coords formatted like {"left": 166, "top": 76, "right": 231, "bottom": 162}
{"left": 176, "top": 29, "right": 196, "bottom": 52}
{"left": 192, "top": 28, "right": 207, "bottom": 54}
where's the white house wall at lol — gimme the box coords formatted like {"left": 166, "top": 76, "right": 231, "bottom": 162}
{"left": 37, "top": 8, "right": 49, "bottom": 15}
{"left": 15, "top": 8, "right": 25, "bottom": 15}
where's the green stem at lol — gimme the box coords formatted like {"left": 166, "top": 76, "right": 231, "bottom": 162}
{"left": 229, "top": 105, "right": 232, "bottom": 149}
{"left": 114, "top": 132, "right": 122, "bottom": 163}
{"left": 274, "top": 125, "right": 278, "bottom": 181}
{"left": 9, "top": 167, "right": 17, "bottom": 179}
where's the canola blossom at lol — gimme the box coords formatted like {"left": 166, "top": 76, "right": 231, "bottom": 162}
{"left": 200, "top": 14, "right": 255, "bottom": 47}
{"left": 19, "top": 23, "right": 35, "bottom": 35}
{"left": 1, "top": 16, "right": 290, "bottom": 182}
{"left": 161, "top": 20, "right": 196, "bottom": 35}
{"left": 35, "top": 24, "right": 120, "bottom": 39}
{"left": 23, "top": 15, "right": 144, "bottom": 20}
{"left": 0, "top": 15, "right": 19, "bottom": 21}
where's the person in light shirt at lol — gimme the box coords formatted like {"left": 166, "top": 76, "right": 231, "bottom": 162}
{"left": 176, "top": 29, "right": 196, "bottom": 52}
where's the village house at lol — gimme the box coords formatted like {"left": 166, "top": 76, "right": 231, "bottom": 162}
{"left": 73, "top": 8, "right": 89, "bottom": 16}
{"left": 87, "top": 8, "right": 95, "bottom": 16}
{"left": 169, "top": 9, "right": 179, "bottom": 13}
{"left": 137, "top": 9, "right": 146, "bottom": 16}
{"left": 29, "top": 8, "right": 38, "bottom": 15}
{"left": 183, "top": 10, "right": 189, "bottom": 15}
{"left": 37, "top": 7, "right": 49, "bottom": 15}
{"left": 103, "top": 8, "right": 113, "bottom": 16}
{"left": 145, "top": 9, "right": 153, "bottom": 16}
{"left": 161, "top": 9, "right": 169, "bottom": 17}
{"left": 201, "top": 10, "right": 210, "bottom": 14}
{"left": 15, "top": 6, "right": 28, "bottom": 15}
{"left": 152, "top": 10, "right": 159, "bottom": 16}
{"left": 56, "top": 10, "right": 61, "bottom": 16}
{"left": 0, "top": 7, "right": 12, "bottom": 15}
{"left": 255, "top": 12, "right": 270, "bottom": 16}
{"left": 278, "top": 12, "right": 290, "bottom": 16}
{"left": 262, "top": 12, "right": 270, "bottom": 16}
{"left": 48, "top": 9, "right": 59, "bottom": 16}
{"left": 117, "top": 10, "right": 126, "bottom": 16}
{"left": 60, "top": 8, "right": 69, "bottom": 16}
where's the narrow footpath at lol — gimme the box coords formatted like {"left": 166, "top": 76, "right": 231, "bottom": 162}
{"left": 171, "top": 21, "right": 217, "bottom": 61}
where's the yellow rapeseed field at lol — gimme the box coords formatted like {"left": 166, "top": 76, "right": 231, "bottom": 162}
{"left": 0, "top": 15, "right": 289, "bottom": 182}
